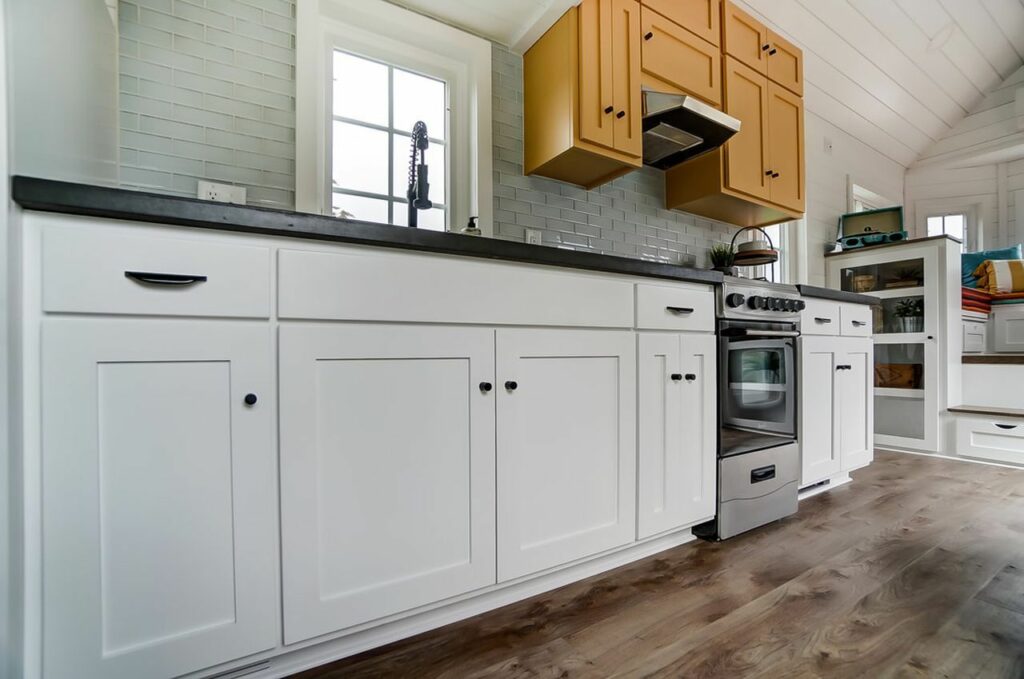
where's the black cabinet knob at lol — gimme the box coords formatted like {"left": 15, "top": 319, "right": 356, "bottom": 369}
{"left": 616, "top": 110, "right": 626, "bottom": 119}
{"left": 479, "top": 382, "right": 493, "bottom": 392}
{"left": 670, "top": 373, "right": 683, "bottom": 381}
{"left": 604, "top": 105, "right": 614, "bottom": 114}
{"left": 768, "top": 48, "right": 777, "bottom": 55}
{"left": 765, "top": 170, "right": 773, "bottom": 176}
{"left": 644, "top": 31, "right": 653, "bottom": 40}
{"left": 762, "top": 44, "right": 770, "bottom": 51}
{"left": 772, "top": 172, "right": 780, "bottom": 178}
{"left": 505, "top": 380, "right": 518, "bottom": 391}
{"left": 244, "top": 393, "right": 258, "bottom": 406}
{"left": 685, "top": 373, "right": 697, "bottom": 381}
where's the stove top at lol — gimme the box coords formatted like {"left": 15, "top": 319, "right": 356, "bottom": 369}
{"left": 717, "top": 276, "right": 804, "bottom": 322}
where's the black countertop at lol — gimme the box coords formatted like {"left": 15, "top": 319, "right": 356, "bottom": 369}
{"left": 797, "top": 284, "right": 877, "bottom": 305}
{"left": 12, "top": 176, "right": 723, "bottom": 286}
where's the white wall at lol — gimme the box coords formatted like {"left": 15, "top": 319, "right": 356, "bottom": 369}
{"left": 907, "top": 65, "right": 1024, "bottom": 250}
{"left": 8, "top": 0, "right": 118, "bottom": 184}
{"left": 0, "top": 0, "right": 14, "bottom": 675}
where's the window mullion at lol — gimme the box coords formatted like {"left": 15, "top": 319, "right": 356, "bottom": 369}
{"left": 387, "top": 65, "right": 394, "bottom": 226}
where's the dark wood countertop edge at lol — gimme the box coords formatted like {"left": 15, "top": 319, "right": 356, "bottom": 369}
{"left": 961, "top": 354, "right": 1024, "bottom": 364}
{"left": 796, "top": 284, "right": 877, "bottom": 305}
{"left": 11, "top": 176, "right": 724, "bottom": 286}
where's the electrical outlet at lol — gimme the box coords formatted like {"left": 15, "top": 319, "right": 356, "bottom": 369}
{"left": 823, "top": 137, "right": 833, "bottom": 155}
{"left": 198, "top": 180, "right": 246, "bottom": 205}
{"left": 525, "top": 229, "right": 543, "bottom": 246}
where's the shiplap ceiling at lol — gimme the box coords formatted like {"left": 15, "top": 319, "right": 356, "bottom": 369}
{"left": 389, "top": 0, "right": 1024, "bottom": 167}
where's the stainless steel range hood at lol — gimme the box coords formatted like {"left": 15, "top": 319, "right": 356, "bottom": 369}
{"left": 642, "top": 89, "right": 741, "bottom": 169}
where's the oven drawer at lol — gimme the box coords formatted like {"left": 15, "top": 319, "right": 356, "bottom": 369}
{"left": 718, "top": 443, "right": 798, "bottom": 538}
{"left": 635, "top": 282, "right": 714, "bottom": 331}
{"left": 41, "top": 224, "right": 271, "bottom": 318}
{"left": 955, "top": 415, "right": 1024, "bottom": 466}
{"left": 800, "top": 299, "right": 840, "bottom": 336}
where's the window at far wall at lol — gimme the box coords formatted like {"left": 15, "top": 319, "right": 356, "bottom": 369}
{"left": 758, "top": 223, "right": 786, "bottom": 283}
{"left": 927, "top": 213, "right": 966, "bottom": 252}
{"left": 331, "top": 50, "right": 448, "bottom": 231}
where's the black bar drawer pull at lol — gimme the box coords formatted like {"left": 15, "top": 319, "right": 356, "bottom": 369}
{"left": 995, "top": 423, "right": 1018, "bottom": 430}
{"left": 851, "top": 320, "right": 867, "bottom": 327}
{"left": 685, "top": 373, "right": 696, "bottom": 381}
{"left": 666, "top": 306, "right": 694, "bottom": 314}
{"left": 670, "top": 373, "right": 683, "bottom": 381}
{"left": 750, "top": 465, "right": 776, "bottom": 484}
{"left": 814, "top": 317, "right": 833, "bottom": 323}
{"left": 125, "top": 271, "right": 208, "bottom": 286}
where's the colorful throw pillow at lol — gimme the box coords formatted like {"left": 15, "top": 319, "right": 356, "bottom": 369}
{"left": 962, "top": 245, "right": 1022, "bottom": 287}
{"left": 973, "top": 259, "right": 1024, "bottom": 293}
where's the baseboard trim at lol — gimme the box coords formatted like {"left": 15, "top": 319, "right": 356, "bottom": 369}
{"left": 191, "top": 528, "right": 697, "bottom": 679}
{"left": 798, "top": 472, "right": 852, "bottom": 500}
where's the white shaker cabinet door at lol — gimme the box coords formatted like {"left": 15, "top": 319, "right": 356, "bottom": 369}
{"left": 839, "top": 337, "right": 874, "bottom": 472}
{"left": 496, "top": 328, "right": 637, "bottom": 581}
{"left": 279, "top": 324, "right": 497, "bottom": 644}
{"left": 637, "top": 332, "right": 716, "bottom": 539}
{"left": 799, "top": 335, "right": 841, "bottom": 486}
{"left": 41, "top": 320, "right": 277, "bottom": 679}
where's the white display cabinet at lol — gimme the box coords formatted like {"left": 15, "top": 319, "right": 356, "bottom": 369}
{"left": 826, "top": 236, "right": 962, "bottom": 453}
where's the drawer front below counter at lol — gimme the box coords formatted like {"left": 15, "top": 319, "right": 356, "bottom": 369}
{"left": 278, "top": 247, "right": 636, "bottom": 328}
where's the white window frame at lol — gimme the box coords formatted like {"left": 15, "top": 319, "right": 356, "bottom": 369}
{"left": 916, "top": 198, "right": 982, "bottom": 251}
{"left": 295, "top": 0, "right": 493, "bottom": 235}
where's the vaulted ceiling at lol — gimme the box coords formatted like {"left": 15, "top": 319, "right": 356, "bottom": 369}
{"left": 389, "top": 0, "right": 1024, "bottom": 168}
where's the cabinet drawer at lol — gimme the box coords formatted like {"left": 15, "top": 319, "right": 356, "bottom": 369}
{"left": 840, "top": 304, "right": 872, "bottom": 337}
{"left": 955, "top": 415, "right": 1024, "bottom": 466}
{"left": 641, "top": 0, "right": 720, "bottom": 46}
{"left": 799, "top": 299, "right": 840, "bottom": 335}
{"left": 963, "top": 319, "right": 987, "bottom": 354}
{"left": 41, "top": 223, "right": 270, "bottom": 318}
{"left": 641, "top": 7, "right": 721, "bottom": 106}
{"left": 635, "top": 282, "right": 714, "bottom": 331}
{"left": 278, "top": 247, "right": 635, "bottom": 327}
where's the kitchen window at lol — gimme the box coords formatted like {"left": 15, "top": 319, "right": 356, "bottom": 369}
{"left": 927, "top": 213, "right": 967, "bottom": 252}
{"left": 331, "top": 51, "right": 448, "bottom": 230}
{"left": 295, "top": 0, "right": 493, "bottom": 235}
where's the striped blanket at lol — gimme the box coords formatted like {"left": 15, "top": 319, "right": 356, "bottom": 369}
{"left": 962, "top": 286, "right": 1024, "bottom": 314}
{"left": 974, "top": 259, "right": 1024, "bottom": 293}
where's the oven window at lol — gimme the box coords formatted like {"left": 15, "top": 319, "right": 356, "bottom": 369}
{"left": 727, "top": 344, "right": 789, "bottom": 423}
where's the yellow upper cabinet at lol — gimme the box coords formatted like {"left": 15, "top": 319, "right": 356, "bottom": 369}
{"left": 766, "top": 81, "right": 805, "bottom": 211}
{"left": 640, "top": 0, "right": 721, "bottom": 46}
{"left": 722, "top": 1, "right": 769, "bottom": 75}
{"left": 640, "top": 7, "right": 721, "bottom": 106}
{"left": 524, "top": 0, "right": 642, "bottom": 189}
{"left": 722, "top": 56, "right": 769, "bottom": 202}
{"left": 766, "top": 29, "right": 803, "bottom": 96}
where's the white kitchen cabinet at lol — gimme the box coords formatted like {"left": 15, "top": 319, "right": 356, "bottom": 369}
{"left": 496, "top": 328, "right": 637, "bottom": 581}
{"left": 637, "top": 332, "right": 716, "bottom": 539}
{"left": 799, "top": 335, "right": 873, "bottom": 486}
{"left": 41, "top": 320, "right": 277, "bottom": 679}
{"left": 278, "top": 324, "right": 497, "bottom": 644}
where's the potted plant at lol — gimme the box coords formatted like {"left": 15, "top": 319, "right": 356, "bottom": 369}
{"left": 709, "top": 244, "right": 737, "bottom": 276}
{"left": 893, "top": 297, "right": 924, "bottom": 333}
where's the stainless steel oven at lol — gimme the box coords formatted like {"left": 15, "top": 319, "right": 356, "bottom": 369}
{"left": 696, "top": 278, "right": 804, "bottom": 541}
{"left": 719, "top": 319, "right": 797, "bottom": 450}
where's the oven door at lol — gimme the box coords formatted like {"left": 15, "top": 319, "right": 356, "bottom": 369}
{"left": 720, "top": 330, "right": 796, "bottom": 439}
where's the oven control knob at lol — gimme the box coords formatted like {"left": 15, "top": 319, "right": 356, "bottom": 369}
{"left": 767, "top": 297, "right": 780, "bottom": 311}
{"left": 795, "top": 299, "right": 806, "bottom": 311}
{"left": 726, "top": 292, "right": 746, "bottom": 308}
{"left": 784, "top": 299, "right": 796, "bottom": 311}
{"left": 747, "top": 295, "right": 765, "bottom": 310}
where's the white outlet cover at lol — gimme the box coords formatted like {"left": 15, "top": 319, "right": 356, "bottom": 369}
{"left": 198, "top": 180, "right": 246, "bottom": 205}
{"left": 525, "top": 228, "right": 543, "bottom": 245}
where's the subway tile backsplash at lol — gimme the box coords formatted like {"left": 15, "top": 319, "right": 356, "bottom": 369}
{"left": 115, "top": 3, "right": 732, "bottom": 265}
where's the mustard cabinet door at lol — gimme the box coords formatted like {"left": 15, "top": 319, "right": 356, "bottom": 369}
{"left": 723, "top": 56, "right": 770, "bottom": 201}
{"left": 722, "top": 1, "right": 768, "bottom": 75}
{"left": 767, "top": 81, "right": 805, "bottom": 212}
{"left": 641, "top": 0, "right": 720, "bottom": 46}
{"left": 641, "top": 6, "right": 721, "bottom": 106}
{"left": 611, "top": 0, "right": 642, "bottom": 157}
{"left": 578, "top": 0, "right": 615, "bottom": 149}
{"left": 767, "top": 28, "right": 803, "bottom": 96}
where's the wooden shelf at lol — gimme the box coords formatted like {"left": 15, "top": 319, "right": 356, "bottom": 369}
{"left": 875, "top": 388, "right": 924, "bottom": 399}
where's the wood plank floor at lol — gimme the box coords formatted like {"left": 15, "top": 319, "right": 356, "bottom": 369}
{"left": 294, "top": 451, "right": 1024, "bottom": 678}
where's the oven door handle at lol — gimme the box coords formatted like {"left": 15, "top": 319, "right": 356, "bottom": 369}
{"left": 720, "top": 328, "right": 800, "bottom": 338}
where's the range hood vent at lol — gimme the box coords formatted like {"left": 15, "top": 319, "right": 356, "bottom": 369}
{"left": 641, "top": 89, "right": 741, "bottom": 169}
